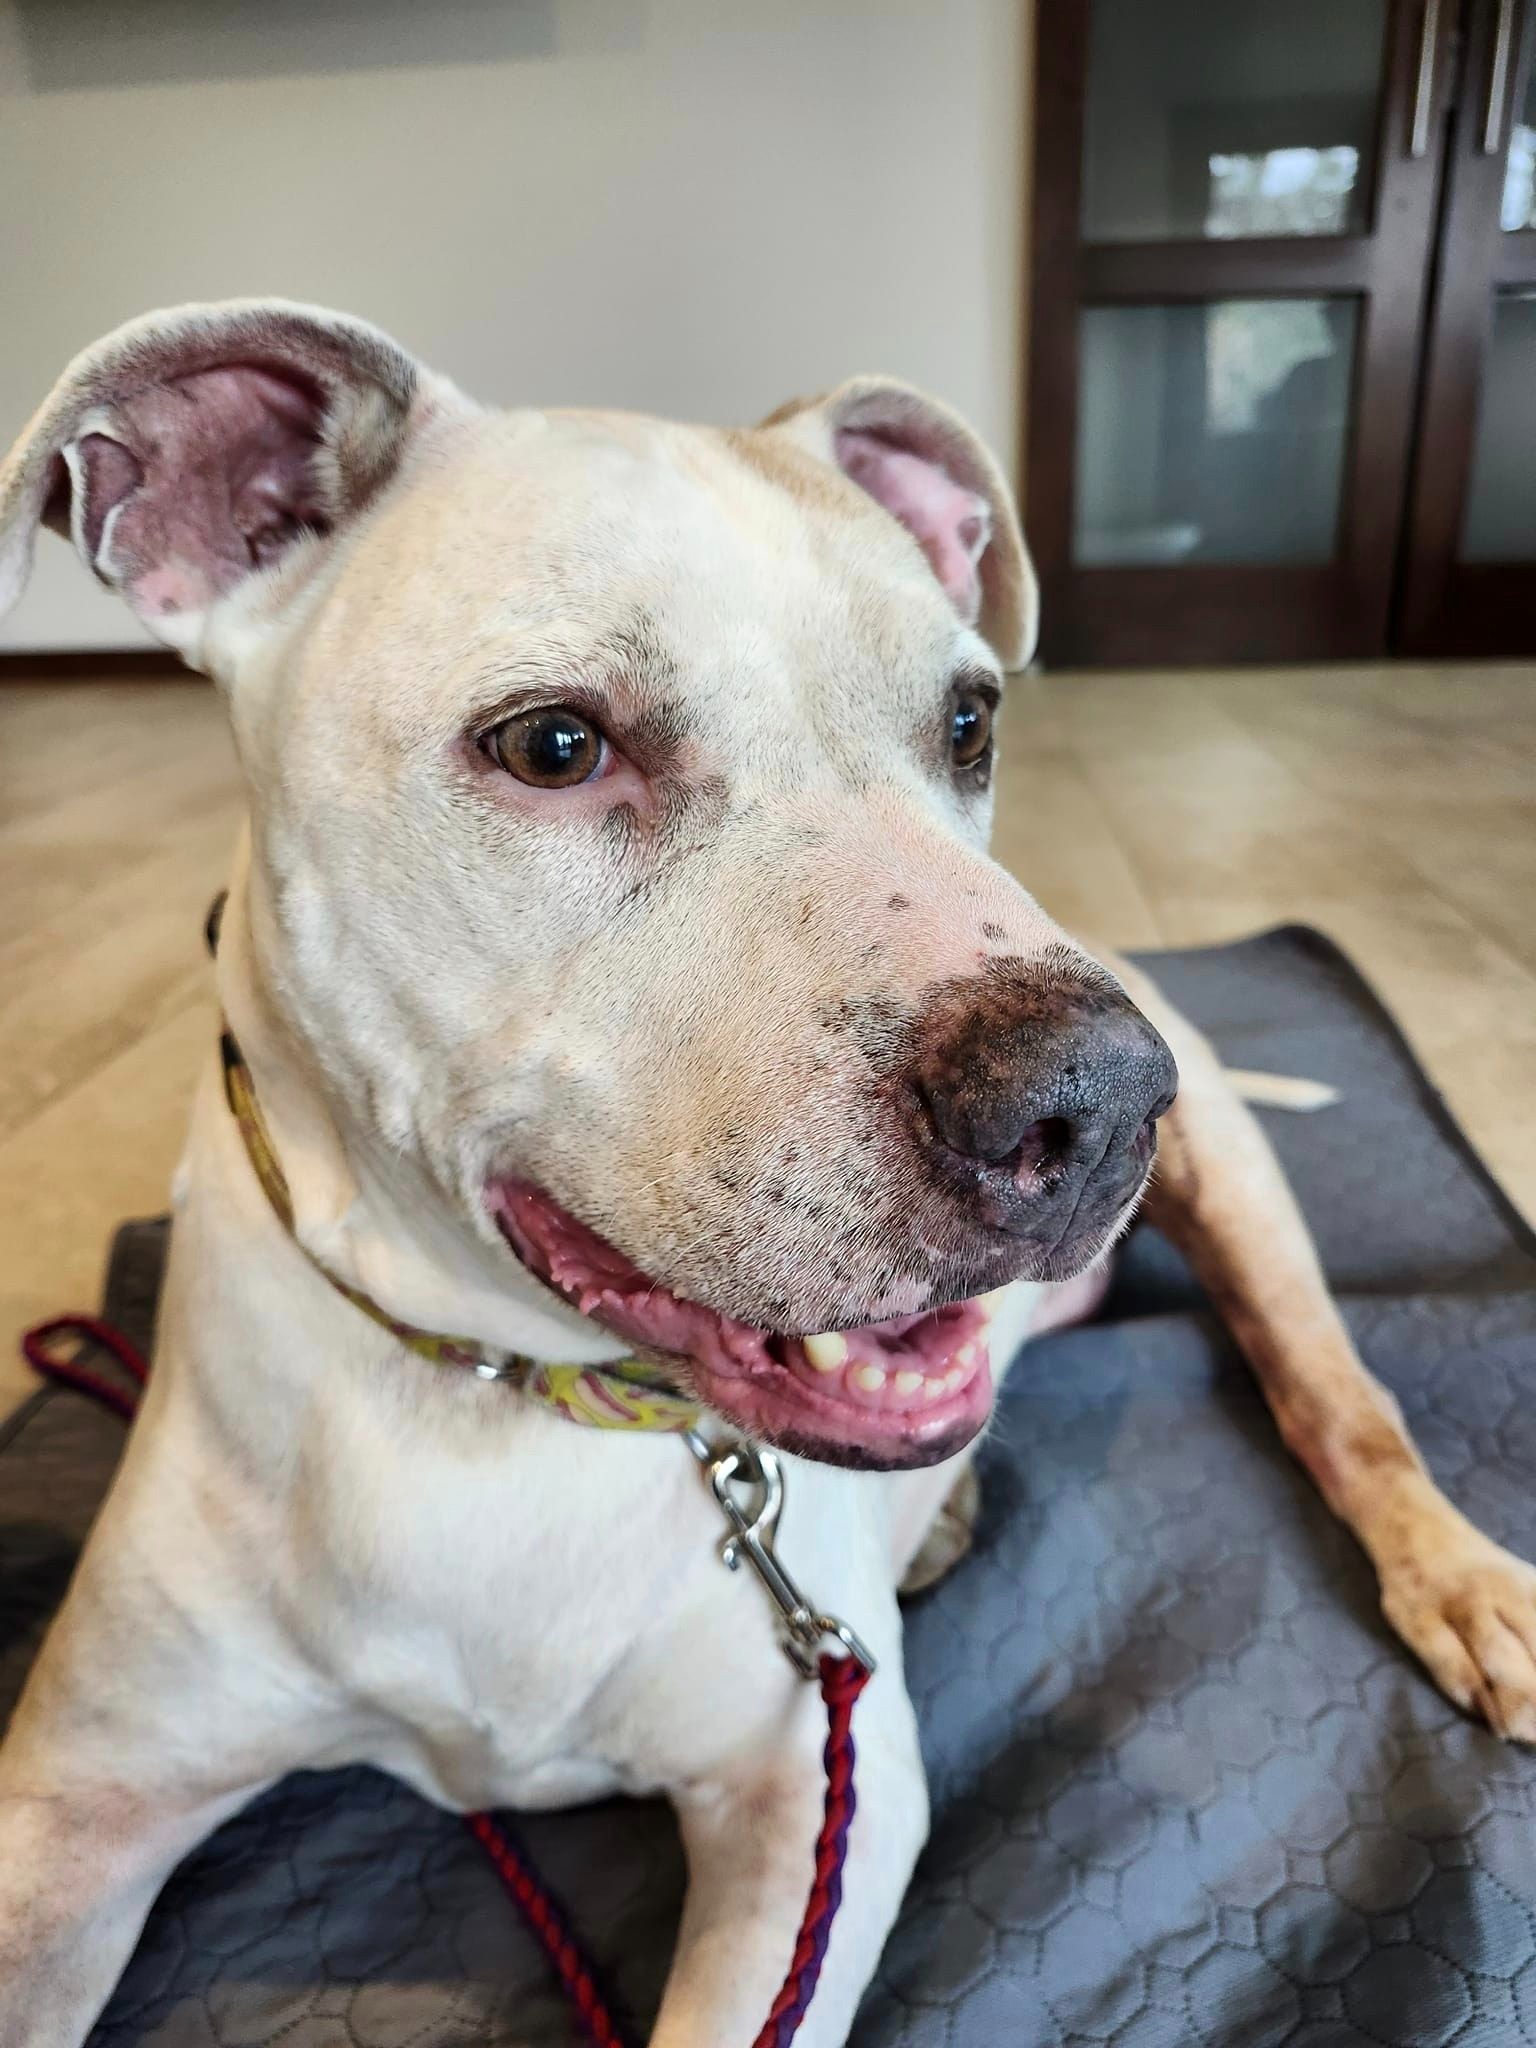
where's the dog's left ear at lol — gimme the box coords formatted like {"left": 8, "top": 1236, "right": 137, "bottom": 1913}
{"left": 761, "top": 377, "right": 1037, "bottom": 669}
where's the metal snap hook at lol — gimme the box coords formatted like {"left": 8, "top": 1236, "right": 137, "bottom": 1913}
{"left": 685, "top": 1428, "right": 877, "bottom": 1680}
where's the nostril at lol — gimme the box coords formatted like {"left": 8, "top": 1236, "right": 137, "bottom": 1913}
{"left": 914, "top": 1072, "right": 1028, "bottom": 1165}
{"left": 1012, "top": 1115, "right": 1073, "bottom": 1182}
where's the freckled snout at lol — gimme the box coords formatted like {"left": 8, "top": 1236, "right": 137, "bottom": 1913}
{"left": 911, "top": 971, "right": 1178, "bottom": 1262}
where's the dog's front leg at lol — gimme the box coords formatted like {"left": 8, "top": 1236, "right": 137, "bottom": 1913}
{"left": 0, "top": 1759, "right": 261, "bottom": 2048}
{"left": 0, "top": 1577, "right": 302, "bottom": 2048}
{"left": 653, "top": 1668, "right": 927, "bottom": 2048}
{"left": 1122, "top": 959, "right": 1536, "bottom": 1741}
{"left": 0, "top": 1465, "right": 334, "bottom": 2044}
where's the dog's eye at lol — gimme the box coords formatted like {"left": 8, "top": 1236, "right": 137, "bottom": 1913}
{"left": 486, "top": 707, "right": 607, "bottom": 787}
{"left": 950, "top": 689, "right": 993, "bottom": 771}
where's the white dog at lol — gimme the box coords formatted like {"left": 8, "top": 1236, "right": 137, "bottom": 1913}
{"left": 2, "top": 302, "right": 1533, "bottom": 2048}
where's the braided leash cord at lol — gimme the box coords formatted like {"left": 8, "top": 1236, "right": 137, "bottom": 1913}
{"left": 752, "top": 1652, "right": 870, "bottom": 2048}
{"left": 22, "top": 1314, "right": 147, "bottom": 1415}
{"left": 22, "top": 1315, "right": 869, "bottom": 2048}
{"left": 464, "top": 1811, "right": 630, "bottom": 2048}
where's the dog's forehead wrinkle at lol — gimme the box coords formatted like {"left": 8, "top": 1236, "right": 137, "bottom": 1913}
{"left": 462, "top": 605, "right": 676, "bottom": 700}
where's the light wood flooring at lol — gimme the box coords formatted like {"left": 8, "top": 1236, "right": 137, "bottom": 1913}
{"left": 2, "top": 662, "right": 1532, "bottom": 1416}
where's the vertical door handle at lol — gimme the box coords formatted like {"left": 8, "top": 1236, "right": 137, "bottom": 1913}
{"left": 1411, "top": 0, "right": 1443, "bottom": 156}
{"left": 1483, "top": 0, "right": 1519, "bottom": 153}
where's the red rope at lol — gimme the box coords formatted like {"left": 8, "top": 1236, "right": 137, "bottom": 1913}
{"left": 464, "top": 1812, "right": 629, "bottom": 2048}
{"left": 751, "top": 1653, "right": 872, "bottom": 2048}
{"left": 22, "top": 1314, "right": 148, "bottom": 1419}
{"left": 21, "top": 1312, "right": 867, "bottom": 2046}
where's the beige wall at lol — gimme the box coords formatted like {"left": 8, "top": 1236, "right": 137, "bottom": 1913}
{"left": 0, "top": 0, "right": 1031, "bottom": 651}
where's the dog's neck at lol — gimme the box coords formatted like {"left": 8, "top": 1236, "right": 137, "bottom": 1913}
{"left": 216, "top": 833, "right": 631, "bottom": 1367}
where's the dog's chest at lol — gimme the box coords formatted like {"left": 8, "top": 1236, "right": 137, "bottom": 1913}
{"left": 295, "top": 1411, "right": 821, "bottom": 1811}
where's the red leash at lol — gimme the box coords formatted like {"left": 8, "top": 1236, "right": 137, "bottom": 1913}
{"left": 22, "top": 1314, "right": 147, "bottom": 1416}
{"left": 22, "top": 1314, "right": 870, "bottom": 2048}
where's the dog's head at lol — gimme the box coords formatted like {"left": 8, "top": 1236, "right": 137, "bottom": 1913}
{"left": 1, "top": 301, "right": 1176, "bottom": 1468}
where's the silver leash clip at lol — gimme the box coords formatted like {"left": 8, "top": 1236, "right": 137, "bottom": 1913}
{"left": 685, "top": 1428, "right": 876, "bottom": 1681}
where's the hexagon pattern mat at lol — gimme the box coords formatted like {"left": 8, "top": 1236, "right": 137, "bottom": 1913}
{"left": 3, "top": 927, "right": 1535, "bottom": 2047}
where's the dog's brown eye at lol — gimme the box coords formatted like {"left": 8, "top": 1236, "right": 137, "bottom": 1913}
{"left": 950, "top": 689, "right": 993, "bottom": 771}
{"left": 487, "top": 707, "right": 606, "bottom": 787}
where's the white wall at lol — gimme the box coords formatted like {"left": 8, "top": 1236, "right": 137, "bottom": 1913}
{"left": 0, "top": 0, "right": 1030, "bottom": 651}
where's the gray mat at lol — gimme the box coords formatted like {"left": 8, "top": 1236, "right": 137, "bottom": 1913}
{"left": 4, "top": 926, "right": 1536, "bottom": 2047}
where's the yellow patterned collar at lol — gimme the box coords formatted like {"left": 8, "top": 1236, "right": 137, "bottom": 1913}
{"left": 219, "top": 1030, "right": 702, "bottom": 1433}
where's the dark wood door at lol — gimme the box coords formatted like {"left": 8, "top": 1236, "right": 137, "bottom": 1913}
{"left": 1397, "top": 0, "right": 1536, "bottom": 655}
{"left": 1026, "top": 0, "right": 1454, "bottom": 668}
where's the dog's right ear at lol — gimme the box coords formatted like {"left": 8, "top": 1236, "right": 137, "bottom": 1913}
{"left": 0, "top": 299, "right": 453, "bottom": 670}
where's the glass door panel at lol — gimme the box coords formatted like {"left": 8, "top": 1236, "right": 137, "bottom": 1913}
{"left": 1500, "top": 33, "right": 1536, "bottom": 228}
{"left": 1082, "top": 0, "right": 1389, "bottom": 241}
{"left": 1462, "top": 290, "right": 1536, "bottom": 557}
{"left": 1074, "top": 300, "right": 1358, "bottom": 565}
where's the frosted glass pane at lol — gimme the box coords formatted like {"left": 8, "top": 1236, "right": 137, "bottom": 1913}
{"left": 1500, "top": 69, "right": 1536, "bottom": 231}
{"left": 1462, "top": 293, "right": 1536, "bottom": 560}
{"left": 1075, "top": 300, "right": 1357, "bottom": 567}
{"left": 1083, "top": 0, "right": 1385, "bottom": 242}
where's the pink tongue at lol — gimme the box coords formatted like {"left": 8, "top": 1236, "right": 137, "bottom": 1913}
{"left": 488, "top": 1182, "right": 982, "bottom": 1393}
{"left": 493, "top": 1183, "right": 779, "bottom": 1377}
{"left": 819, "top": 1306, "right": 982, "bottom": 1372}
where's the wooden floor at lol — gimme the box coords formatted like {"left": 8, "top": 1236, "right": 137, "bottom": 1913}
{"left": 2, "top": 662, "right": 1533, "bottom": 1415}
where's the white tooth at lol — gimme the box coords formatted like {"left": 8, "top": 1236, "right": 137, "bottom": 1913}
{"left": 893, "top": 1369, "right": 924, "bottom": 1398}
{"left": 956, "top": 1343, "right": 977, "bottom": 1367}
{"left": 921, "top": 1379, "right": 945, "bottom": 1401}
{"left": 944, "top": 1366, "right": 966, "bottom": 1392}
{"left": 803, "top": 1333, "right": 848, "bottom": 1373}
{"left": 852, "top": 1364, "right": 887, "bottom": 1394}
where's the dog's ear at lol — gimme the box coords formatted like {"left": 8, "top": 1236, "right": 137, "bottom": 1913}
{"left": 760, "top": 377, "right": 1037, "bottom": 669}
{"left": 0, "top": 299, "right": 451, "bottom": 668}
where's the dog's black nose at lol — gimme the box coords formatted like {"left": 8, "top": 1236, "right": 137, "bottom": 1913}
{"left": 912, "top": 973, "right": 1178, "bottom": 1251}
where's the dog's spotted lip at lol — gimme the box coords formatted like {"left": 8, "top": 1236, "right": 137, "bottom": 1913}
{"left": 485, "top": 1178, "right": 996, "bottom": 1464}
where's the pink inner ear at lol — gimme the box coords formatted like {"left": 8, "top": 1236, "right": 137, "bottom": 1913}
{"left": 834, "top": 428, "right": 991, "bottom": 625}
{"left": 70, "top": 366, "right": 327, "bottom": 619}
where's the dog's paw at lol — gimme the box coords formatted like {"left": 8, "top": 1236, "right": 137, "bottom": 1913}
{"left": 900, "top": 1464, "right": 980, "bottom": 1597}
{"left": 1379, "top": 1523, "right": 1536, "bottom": 1742}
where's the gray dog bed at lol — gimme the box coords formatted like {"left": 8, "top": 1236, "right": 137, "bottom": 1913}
{"left": 4, "top": 927, "right": 1535, "bottom": 2047}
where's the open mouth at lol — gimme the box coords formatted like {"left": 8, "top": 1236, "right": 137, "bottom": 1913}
{"left": 487, "top": 1180, "right": 997, "bottom": 1468}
